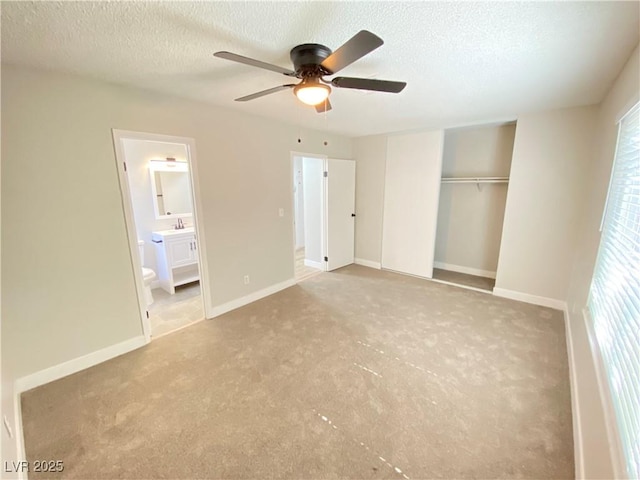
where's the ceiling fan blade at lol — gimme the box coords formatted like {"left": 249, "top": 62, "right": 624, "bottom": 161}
{"left": 235, "top": 84, "right": 295, "bottom": 102}
{"left": 320, "top": 30, "right": 383, "bottom": 74}
{"left": 214, "top": 51, "right": 295, "bottom": 76}
{"left": 331, "top": 77, "right": 406, "bottom": 93}
{"left": 315, "top": 99, "right": 332, "bottom": 113}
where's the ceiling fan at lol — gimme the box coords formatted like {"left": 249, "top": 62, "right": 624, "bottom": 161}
{"left": 213, "top": 30, "right": 407, "bottom": 113}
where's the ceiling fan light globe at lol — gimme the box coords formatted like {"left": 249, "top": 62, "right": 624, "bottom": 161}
{"left": 294, "top": 84, "right": 331, "bottom": 106}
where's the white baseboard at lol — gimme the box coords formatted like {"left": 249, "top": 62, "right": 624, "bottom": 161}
{"left": 354, "top": 258, "right": 381, "bottom": 269}
{"left": 429, "top": 277, "right": 492, "bottom": 294}
{"left": 304, "top": 259, "right": 324, "bottom": 269}
{"left": 492, "top": 287, "right": 566, "bottom": 310}
{"left": 14, "top": 335, "right": 147, "bottom": 394}
{"left": 434, "top": 261, "right": 496, "bottom": 279}
{"left": 210, "top": 278, "right": 296, "bottom": 318}
{"left": 12, "top": 390, "right": 27, "bottom": 480}
{"left": 564, "top": 306, "right": 584, "bottom": 480}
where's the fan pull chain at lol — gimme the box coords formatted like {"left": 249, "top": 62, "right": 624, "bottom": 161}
{"left": 297, "top": 102, "right": 302, "bottom": 144}
{"left": 325, "top": 99, "right": 328, "bottom": 129}
{"left": 324, "top": 98, "right": 329, "bottom": 146}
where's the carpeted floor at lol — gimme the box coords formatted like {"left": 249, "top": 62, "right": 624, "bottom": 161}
{"left": 21, "top": 265, "right": 573, "bottom": 479}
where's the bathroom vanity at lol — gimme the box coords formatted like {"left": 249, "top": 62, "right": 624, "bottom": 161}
{"left": 152, "top": 228, "right": 200, "bottom": 294}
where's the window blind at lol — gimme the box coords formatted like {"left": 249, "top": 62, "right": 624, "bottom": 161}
{"left": 588, "top": 101, "right": 640, "bottom": 479}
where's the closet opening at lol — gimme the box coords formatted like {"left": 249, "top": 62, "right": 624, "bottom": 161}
{"left": 432, "top": 122, "right": 516, "bottom": 292}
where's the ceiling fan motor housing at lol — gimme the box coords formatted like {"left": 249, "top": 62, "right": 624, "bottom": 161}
{"left": 290, "top": 44, "right": 333, "bottom": 77}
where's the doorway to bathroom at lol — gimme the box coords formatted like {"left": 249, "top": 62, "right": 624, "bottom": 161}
{"left": 112, "top": 130, "right": 210, "bottom": 341}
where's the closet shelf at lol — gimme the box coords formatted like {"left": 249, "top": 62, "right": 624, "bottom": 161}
{"left": 441, "top": 176, "right": 509, "bottom": 184}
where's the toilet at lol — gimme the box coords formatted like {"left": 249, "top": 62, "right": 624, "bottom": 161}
{"left": 138, "top": 240, "right": 156, "bottom": 306}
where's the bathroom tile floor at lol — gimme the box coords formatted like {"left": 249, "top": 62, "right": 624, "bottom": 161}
{"left": 149, "top": 282, "right": 204, "bottom": 338}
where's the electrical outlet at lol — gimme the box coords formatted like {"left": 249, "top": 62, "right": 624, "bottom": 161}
{"left": 4, "top": 415, "right": 13, "bottom": 438}
{"left": 278, "top": 208, "right": 284, "bottom": 217}
{"left": 243, "top": 275, "right": 250, "bottom": 285}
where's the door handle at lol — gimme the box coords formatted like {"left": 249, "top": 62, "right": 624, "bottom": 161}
{"left": 351, "top": 213, "right": 356, "bottom": 217}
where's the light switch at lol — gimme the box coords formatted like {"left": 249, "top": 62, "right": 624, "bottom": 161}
{"left": 278, "top": 208, "right": 285, "bottom": 217}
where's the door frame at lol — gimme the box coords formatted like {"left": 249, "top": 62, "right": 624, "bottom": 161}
{"left": 112, "top": 129, "right": 212, "bottom": 343}
{"left": 290, "top": 151, "right": 329, "bottom": 279}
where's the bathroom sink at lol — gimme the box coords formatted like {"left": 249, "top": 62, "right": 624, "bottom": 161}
{"left": 152, "top": 227, "right": 195, "bottom": 237}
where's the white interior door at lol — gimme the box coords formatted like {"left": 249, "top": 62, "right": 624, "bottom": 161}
{"left": 326, "top": 158, "right": 356, "bottom": 271}
{"left": 381, "top": 130, "right": 444, "bottom": 278}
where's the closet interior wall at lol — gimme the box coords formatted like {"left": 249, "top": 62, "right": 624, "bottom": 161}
{"left": 434, "top": 123, "right": 516, "bottom": 284}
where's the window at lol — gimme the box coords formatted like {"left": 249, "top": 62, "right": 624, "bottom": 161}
{"left": 588, "top": 101, "right": 639, "bottom": 478}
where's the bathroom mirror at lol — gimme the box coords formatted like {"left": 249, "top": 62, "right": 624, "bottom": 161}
{"left": 149, "top": 160, "right": 193, "bottom": 219}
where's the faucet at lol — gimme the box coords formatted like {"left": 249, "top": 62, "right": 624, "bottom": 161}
{"left": 175, "top": 218, "right": 184, "bottom": 230}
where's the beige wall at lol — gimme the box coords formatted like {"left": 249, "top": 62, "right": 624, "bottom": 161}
{"left": 565, "top": 44, "right": 639, "bottom": 479}
{"left": 435, "top": 124, "right": 515, "bottom": 274}
{"left": 0, "top": 65, "right": 352, "bottom": 465}
{"left": 353, "top": 135, "right": 387, "bottom": 264}
{"left": 494, "top": 106, "right": 598, "bottom": 302}
{"left": 440, "top": 125, "right": 515, "bottom": 178}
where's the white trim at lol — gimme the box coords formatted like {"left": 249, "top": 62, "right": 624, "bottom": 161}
{"left": 563, "top": 306, "right": 584, "bottom": 480}
{"left": 304, "top": 259, "right": 324, "bottom": 269}
{"left": 428, "top": 277, "right": 492, "bottom": 294}
{"left": 290, "top": 154, "right": 299, "bottom": 278}
{"left": 321, "top": 157, "right": 329, "bottom": 272}
{"left": 382, "top": 267, "right": 429, "bottom": 280}
{"left": 184, "top": 139, "right": 214, "bottom": 319}
{"left": 210, "top": 278, "right": 296, "bottom": 318}
{"left": 492, "top": 287, "right": 566, "bottom": 310}
{"left": 433, "top": 261, "right": 496, "bottom": 279}
{"left": 13, "top": 392, "right": 26, "bottom": 480}
{"left": 582, "top": 308, "right": 627, "bottom": 479}
{"left": 14, "top": 336, "right": 146, "bottom": 394}
{"left": 354, "top": 258, "right": 381, "bottom": 269}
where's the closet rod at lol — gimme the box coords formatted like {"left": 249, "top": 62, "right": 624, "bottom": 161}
{"left": 441, "top": 176, "right": 509, "bottom": 184}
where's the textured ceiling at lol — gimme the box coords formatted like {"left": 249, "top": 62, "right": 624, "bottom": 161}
{"left": 2, "top": 1, "right": 638, "bottom": 137}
